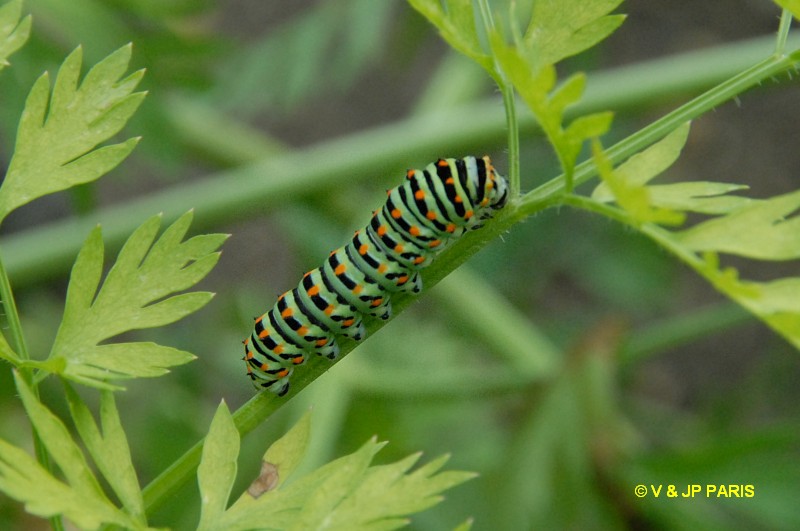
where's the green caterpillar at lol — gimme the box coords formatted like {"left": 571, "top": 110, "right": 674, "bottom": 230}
{"left": 244, "top": 156, "right": 509, "bottom": 395}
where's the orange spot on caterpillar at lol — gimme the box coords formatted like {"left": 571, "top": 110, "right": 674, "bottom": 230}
{"left": 391, "top": 208, "right": 402, "bottom": 219}
{"left": 352, "top": 285, "right": 363, "bottom": 295}
{"left": 414, "top": 190, "right": 425, "bottom": 200}
{"left": 324, "top": 305, "right": 334, "bottom": 315}
{"left": 428, "top": 240, "right": 442, "bottom": 248}
{"left": 446, "top": 223, "right": 456, "bottom": 233}
{"left": 281, "top": 307, "right": 293, "bottom": 318}
{"left": 464, "top": 210, "right": 474, "bottom": 219}
{"left": 394, "top": 244, "right": 404, "bottom": 253}
{"left": 437, "top": 159, "right": 448, "bottom": 167}
{"left": 413, "top": 256, "right": 425, "bottom": 265}
{"left": 359, "top": 244, "right": 369, "bottom": 255}
{"left": 378, "top": 263, "right": 387, "bottom": 273}
{"left": 377, "top": 225, "right": 387, "bottom": 236}
{"left": 409, "top": 226, "right": 420, "bottom": 236}
{"left": 335, "top": 263, "right": 346, "bottom": 276}
{"left": 308, "top": 285, "right": 320, "bottom": 296}
{"left": 426, "top": 211, "right": 437, "bottom": 220}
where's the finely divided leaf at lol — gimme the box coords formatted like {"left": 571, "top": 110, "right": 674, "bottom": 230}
{"left": 0, "top": 0, "right": 30, "bottom": 72}
{"left": 2, "top": 372, "right": 141, "bottom": 529}
{"left": 675, "top": 190, "right": 800, "bottom": 259}
{"left": 259, "top": 409, "right": 312, "bottom": 491}
{"left": 524, "top": 0, "right": 625, "bottom": 71}
{"left": 593, "top": 122, "right": 691, "bottom": 200}
{"left": 50, "top": 211, "right": 226, "bottom": 389}
{"left": 590, "top": 122, "right": 750, "bottom": 219}
{"left": 0, "top": 44, "right": 145, "bottom": 222}
{"left": 582, "top": 120, "right": 800, "bottom": 353}
{"left": 65, "top": 386, "right": 147, "bottom": 524}
{"left": 198, "top": 401, "right": 240, "bottom": 531}
{"left": 217, "top": 415, "right": 474, "bottom": 531}
{"left": 407, "top": 0, "right": 493, "bottom": 75}
{"left": 592, "top": 139, "right": 685, "bottom": 226}
{"left": 324, "top": 453, "right": 477, "bottom": 530}
{"left": 645, "top": 182, "right": 751, "bottom": 215}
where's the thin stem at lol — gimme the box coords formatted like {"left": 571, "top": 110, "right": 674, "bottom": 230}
{"left": 501, "top": 83, "right": 521, "bottom": 195}
{"left": 0, "top": 247, "right": 29, "bottom": 362}
{"left": 0, "top": 250, "right": 64, "bottom": 531}
{"left": 776, "top": 10, "right": 794, "bottom": 55}
{"left": 474, "top": 0, "right": 521, "bottom": 194}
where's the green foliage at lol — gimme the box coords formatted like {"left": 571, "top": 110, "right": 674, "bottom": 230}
{"left": 522, "top": 0, "right": 624, "bottom": 70}
{"left": 406, "top": 0, "right": 494, "bottom": 75}
{"left": 586, "top": 120, "right": 800, "bottom": 353}
{"left": 199, "top": 407, "right": 474, "bottom": 531}
{"left": 48, "top": 211, "right": 225, "bottom": 389}
{"left": 0, "top": 44, "right": 144, "bottom": 223}
{"left": 408, "top": 0, "right": 617, "bottom": 191}
{"left": 0, "top": 3, "right": 480, "bottom": 528}
{"left": 0, "top": 0, "right": 30, "bottom": 71}
{"left": 2, "top": 0, "right": 800, "bottom": 529}
{"left": 0, "top": 374, "right": 150, "bottom": 529}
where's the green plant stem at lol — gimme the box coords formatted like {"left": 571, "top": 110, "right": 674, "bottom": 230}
{"left": 474, "top": 0, "right": 521, "bottom": 195}
{"left": 776, "top": 10, "right": 794, "bottom": 55}
{"left": 0, "top": 255, "right": 64, "bottom": 531}
{"left": 0, "top": 248, "right": 29, "bottom": 362}
{"left": 501, "top": 83, "right": 521, "bottom": 195}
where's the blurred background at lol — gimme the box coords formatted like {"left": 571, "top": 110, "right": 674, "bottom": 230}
{"left": 1, "top": 0, "right": 799, "bottom": 529}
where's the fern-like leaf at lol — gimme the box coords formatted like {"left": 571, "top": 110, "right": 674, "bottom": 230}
{"left": 0, "top": 44, "right": 145, "bottom": 222}
{"left": 196, "top": 409, "right": 474, "bottom": 531}
{"left": 49, "top": 211, "right": 227, "bottom": 389}
{"left": 585, "top": 121, "right": 800, "bottom": 352}
{"left": 406, "top": 0, "right": 494, "bottom": 76}
{"left": 523, "top": 0, "right": 625, "bottom": 72}
{"left": 0, "top": 0, "right": 30, "bottom": 72}
{"left": 65, "top": 385, "right": 147, "bottom": 524}
{"left": 0, "top": 373, "right": 149, "bottom": 529}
